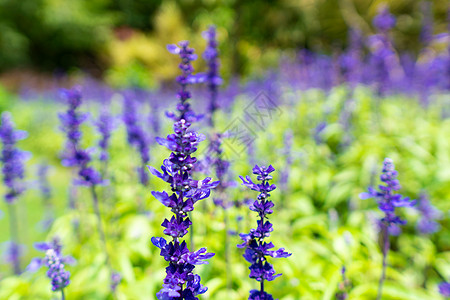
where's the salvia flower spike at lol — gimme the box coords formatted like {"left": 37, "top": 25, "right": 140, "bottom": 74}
{"left": 359, "top": 158, "right": 415, "bottom": 300}
{"left": 59, "top": 87, "right": 104, "bottom": 187}
{"left": 27, "top": 237, "right": 75, "bottom": 299}
{"left": 202, "top": 25, "right": 223, "bottom": 126}
{"left": 122, "top": 91, "right": 150, "bottom": 186}
{"left": 0, "top": 112, "right": 29, "bottom": 274}
{"left": 0, "top": 112, "right": 29, "bottom": 204}
{"left": 149, "top": 41, "right": 219, "bottom": 300}
{"left": 238, "top": 165, "right": 292, "bottom": 300}
{"left": 166, "top": 40, "right": 204, "bottom": 123}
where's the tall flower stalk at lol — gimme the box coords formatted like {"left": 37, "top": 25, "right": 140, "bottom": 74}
{"left": 360, "top": 158, "right": 416, "bottom": 300}
{"left": 238, "top": 165, "right": 292, "bottom": 299}
{"left": 122, "top": 91, "right": 150, "bottom": 186}
{"left": 58, "top": 88, "right": 111, "bottom": 268}
{"left": 0, "top": 112, "right": 29, "bottom": 274}
{"left": 95, "top": 105, "right": 115, "bottom": 179}
{"left": 27, "top": 237, "right": 75, "bottom": 300}
{"left": 203, "top": 25, "right": 223, "bottom": 126}
{"left": 149, "top": 40, "right": 219, "bottom": 299}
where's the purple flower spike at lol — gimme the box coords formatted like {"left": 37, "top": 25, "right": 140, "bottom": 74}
{"left": 151, "top": 40, "right": 218, "bottom": 299}
{"left": 361, "top": 158, "right": 415, "bottom": 300}
{"left": 0, "top": 112, "right": 29, "bottom": 204}
{"left": 360, "top": 158, "right": 415, "bottom": 235}
{"left": 373, "top": 6, "right": 396, "bottom": 32}
{"left": 416, "top": 193, "right": 442, "bottom": 234}
{"left": 27, "top": 237, "right": 74, "bottom": 293}
{"left": 59, "top": 87, "right": 105, "bottom": 187}
{"left": 439, "top": 282, "right": 450, "bottom": 297}
{"left": 202, "top": 25, "right": 223, "bottom": 126}
{"left": 122, "top": 91, "right": 150, "bottom": 186}
{"left": 166, "top": 40, "right": 203, "bottom": 123}
{"left": 238, "top": 165, "right": 291, "bottom": 299}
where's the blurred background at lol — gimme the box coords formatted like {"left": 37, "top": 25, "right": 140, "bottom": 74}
{"left": 0, "top": 0, "right": 448, "bottom": 91}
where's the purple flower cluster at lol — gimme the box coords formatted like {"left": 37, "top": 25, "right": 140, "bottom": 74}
{"left": 95, "top": 107, "right": 115, "bottom": 164}
{"left": 59, "top": 88, "right": 103, "bottom": 186}
{"left": 373, "top": 6, "right": 396, "bottom": 32}
{"left": 238, "top": 165, "right": 291, "bottom": 299}
{"left": 149, "top": 41, "right": 219, "bottom": 299}
{"left": 122, "top": 92, "right": 150, "bottom": 185}
{"left": 166, "top": 41, "right": 203, "bottom": 123}
{"left": 28, "top": 238, "right": 75, "bottom": 293}
{"left": 0, "top": 112, "right": 29, "bottom": 203}
{"left": 202, "top": 26, "right": 223, "bottom": 126}
{"left": 198, "top": 133, "right": 232, "bottom": 209}
{"left": 439, "top": 282, "right": 450, "bottom": 297}
{"left": 360, "top": 158, "right": 416, "bottom": 235}
{"left": 149, "top": 118, "right": 218, "bottom": 299}
{"left": 416, "top": 193, "right": 442, "bottom": 234}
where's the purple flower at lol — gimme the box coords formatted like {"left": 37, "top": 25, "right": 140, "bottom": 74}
{"left": 166, "top": 41, "right": 203, "bottom": 123}
{"left": 373, "top": 6, "right": 396, "bottom": 32}
{"left": 238, "top": 165, "right": 291, "bottom": 299}
{"left": 95, "top": 107, "right": 116, "bottom": 163}
{"left": 0, "top": 112, "right": 29, "bottom": 203}
{"left": 439, "top": 282, "right": 450, "bottom": 297}
{"left": 202, "top": 26, "right": 223, "bottom": 126}
{"left": 150, "top": 40, "right": 218, "bottom": 299}
{"left": 111, "top": 271, "right": 121, "bottom": 293}
{"left": 360, "top": 158, "right": 415, "bottom": 300}
{"left": 27, "top": 237, "right": 75, "bottom": 293}
{"left": 122, "top": 91, "right": 150, "bottom": 186}
{"left": 360, "top": 158, "right": 416, "bottom": 235}
{"left": 59, "top": 87, "right": 104, "bottom": 187}
{"left": 416, "top": 193, "right": 442, "bottom": 234}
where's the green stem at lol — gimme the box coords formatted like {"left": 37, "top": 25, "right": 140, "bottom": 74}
{"left": 224, "top": 208, "right": 231, "bottom": 290}
{"left": 376, "top": 225, "right": 389, "bottom": 300}
{"left": 8, "top": 203, "right": 20, "bottom": 275}
{"left": 61, "top": 288, "right": 65, "bottom": 300}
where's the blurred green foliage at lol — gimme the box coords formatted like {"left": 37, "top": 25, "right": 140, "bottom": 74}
{"left": 0, "top": 0, "right": 448, "bottom": 78}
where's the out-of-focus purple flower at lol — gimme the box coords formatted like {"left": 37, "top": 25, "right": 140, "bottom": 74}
{"left": 238, "top": 165, "right": 291, "bottom": 299}
{"left": 360, "top": 158, "right": 416, "bottom": 235}
{"left": 2, "top": 241, "right": 25, "bottom": 274}
{"left": 37, "top": 164, "right": 51, "bottom": 199}
{"left": 0, "top": 112, "right": 29, "bottom": 203}
{"left": 313, "top": 122, "right": 327, "bottom": 144}
{"left": 122, "top": 91, "right": 150, "bottom": 186}
{"left": 373, "top": 6, "right": 396, "bottom": 32}
{"left": 202, "top": 26, "right": 223, "bottom": 126}
{"left": 279, "top": 130, "right": 293, "bottom": 190}
{"left": 339, "top": 29, "right": 363, "bottom": 85}
{"left": 27, "top": 237, "right": 75, "bottom": 293}
{"left": 166, "top": 41, "right": 204, "bottom": 123}
{"left": 111, "top": 271, "right": 121, "bottom": 292}
{"left": 59, "top": 87, "right": 104, "bottom": 187}
{"left": 360, "top": 158, "right": 415, "bottom": 300}
{"left": 416, "top": 193, "right": 442, "bottom": 234}
{"left": 439, "top": 282, "right": 450, "bottom": 297}
{"left": 95, "top": 107, "right": 116, "bottom": 163}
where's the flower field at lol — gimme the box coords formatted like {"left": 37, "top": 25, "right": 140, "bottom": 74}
{"left": 0, "top": 5, "right": 449, "bottom": 300}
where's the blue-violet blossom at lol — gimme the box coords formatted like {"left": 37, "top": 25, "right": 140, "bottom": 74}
{"left": 149, "top": 41, "right": 219, "bottom": 300}
{"left": 238, "top": 165, "right": 292, "bottom": 300}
